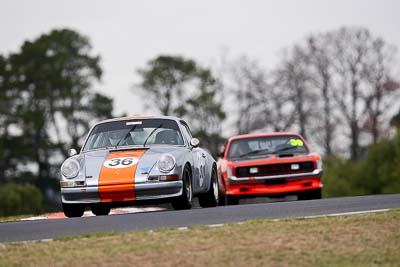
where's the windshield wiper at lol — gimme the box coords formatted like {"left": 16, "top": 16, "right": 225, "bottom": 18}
{"left": 239, "top": 148, "right": 271, "bottom": 158}
{"left": 115, "top": 125, "right": 137, "bottom": 148}
{"left": 143, "top": 124, "right": 162, "bottom": 147}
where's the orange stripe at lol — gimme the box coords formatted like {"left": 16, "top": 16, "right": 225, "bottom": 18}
{"left": 98, "top": 150, "right": 146, "bottom": 202}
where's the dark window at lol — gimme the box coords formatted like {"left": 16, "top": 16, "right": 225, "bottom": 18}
{"left": 227, "top": 135, "right": 308, "bottom": 159}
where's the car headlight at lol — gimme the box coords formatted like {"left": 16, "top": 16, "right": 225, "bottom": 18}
{"left": 158, "top": 154, "right": 176, "bottom": 173}
{"left": 61, "top": 159, "right": 80, "bottom": 178}
{"left": 316, "top": 159, "right": 323, "bottom": 170}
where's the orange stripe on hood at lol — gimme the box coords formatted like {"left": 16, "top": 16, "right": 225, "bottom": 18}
{"left": 98, "top": 150, "right": 146, "bottom": 202}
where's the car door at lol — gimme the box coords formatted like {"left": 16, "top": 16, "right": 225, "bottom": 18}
{"left": 180, "top": 121, "right": 207, "bottom": 193}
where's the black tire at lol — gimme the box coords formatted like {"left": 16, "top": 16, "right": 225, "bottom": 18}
{"left": 172, "top": 165, "right": 193, "bottom": 210}
{"left": 218, "top": 195, "right": 227, "bottom": 206}
{"left": 297, "top": 188, "right": 322, "bottom": 200}
{"left": 91, "top": 204, "right": 111, "bottom": 216}
{"left": 218, "top": 187, "right": 239, "bottom": 205}
{"left": 62, "top": 203, "right": 85, "bottom": 218}
{"left": 198, "top": 167, "right": 219, "bottom": 208}
{"left": 226, "top": 195, "right": 240, "bottom": 205}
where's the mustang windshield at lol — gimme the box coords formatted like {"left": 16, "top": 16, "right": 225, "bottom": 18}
{"left": 83, "top": 119, "right": 184, "bottom": 151}
{"left": 227, "top": 135, "right": 308, "bottom": 159}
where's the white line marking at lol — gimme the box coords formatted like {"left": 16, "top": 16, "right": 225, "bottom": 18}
{"left": 302, "top": 209, "right": 390, "bottom": 219}
{"left": 175, "top": 209, "right": 391, "bottom": 231}
{"left": 20, "top": 217, "right": 47, "bottom": 221}
{"left": 208, "top": 224, "right": 224, "bottom": 228}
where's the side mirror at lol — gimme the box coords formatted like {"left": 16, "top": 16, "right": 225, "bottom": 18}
{"left": 190, "top": 138, "right": 200, "bottom": 148}
{"left": 219, "top": 146, "right": 225, "bottom": 158}
{"left": 68, "top": 148, "right": 78, "bottom": 157}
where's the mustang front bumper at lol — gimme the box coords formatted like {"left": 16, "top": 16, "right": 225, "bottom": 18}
{"left": 225, "top": 169, "right": 323, "bottom": 196}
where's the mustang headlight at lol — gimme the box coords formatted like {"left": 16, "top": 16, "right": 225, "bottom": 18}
{"left": 61, "top": 159, "right": 80, "bottom": 179}
{"left": 158, "top": 154, "right": 176, "bottom": 173}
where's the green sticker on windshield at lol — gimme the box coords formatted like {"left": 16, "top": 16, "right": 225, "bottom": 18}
{"left": 290, "top": 139, "right": 304, "bottom": 147}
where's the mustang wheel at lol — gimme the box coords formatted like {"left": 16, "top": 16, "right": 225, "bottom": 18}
{"left": 91, "top": 204, "right": 111, "bottom": 216}
{"left": 226, "top": 195, "right": 239, "bottom": 205}
{"left": 172, "top": 165, "right": 193, "bottom": 210}
{"left": 297, "top": 188, "right": 322, "bottom": 200}
{"left": 198, "top": 167, "right": 219, "bottom": 208}
{"left": 62, "top": 203, "right": 85, "bottom": 218}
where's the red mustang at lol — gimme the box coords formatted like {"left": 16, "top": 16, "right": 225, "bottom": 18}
{"left": 217, "top": 132, "right": 323, "bottom": 205}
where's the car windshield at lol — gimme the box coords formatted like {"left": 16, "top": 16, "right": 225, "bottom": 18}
{"left": 82, "top": 119, "right": 184, "bottom": 151}
{"left": 227, "top": 135, "right": 308, "bottom": 159}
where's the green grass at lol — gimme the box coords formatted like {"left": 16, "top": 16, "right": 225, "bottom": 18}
{"left": 0, "top": 210, "right": 399, "bottom": 267}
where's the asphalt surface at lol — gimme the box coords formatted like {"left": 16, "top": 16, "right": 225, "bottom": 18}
{"left": 1, "top": 194, "right": 400, "bottom": 243}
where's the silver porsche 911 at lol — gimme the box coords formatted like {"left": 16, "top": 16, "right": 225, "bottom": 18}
{"left": 60, "top": 116, "right": 219, "bottom": 217}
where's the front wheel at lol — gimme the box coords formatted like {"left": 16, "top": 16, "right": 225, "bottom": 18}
{"left": 219, "top": 194, "right": 239, "bottom": 205}
{"left": 198, "top": 167, "right": 219, "bottom": 208}
{"left": 62, "top": 203, "right": 85, "bottom": 218}
{"left": 91, "top": 204, "right": 111, "bottom": 216}
{"left": 172, "top": 166, "right": 193, "bottom": 210}
{"left": 226, "top": 195, "right": 240, "bottom": 205}
{"left": 297, "top": 188, "right": 322, "bottom": 200}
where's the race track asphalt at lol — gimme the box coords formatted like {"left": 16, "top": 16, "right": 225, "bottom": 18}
{"left": 1, "top": 194, "right": 400, "bottom": 243}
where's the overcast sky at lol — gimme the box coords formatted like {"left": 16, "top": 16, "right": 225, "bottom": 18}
{"left": 1, "top": 0, "right": 399, "bottom": 117}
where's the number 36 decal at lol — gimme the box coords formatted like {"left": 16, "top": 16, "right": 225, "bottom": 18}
{"left": 103, "top": 157, "right": 138, "bottom": 168}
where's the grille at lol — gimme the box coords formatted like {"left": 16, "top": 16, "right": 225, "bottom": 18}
{"left": 235, "top": 161, "right": 314, "bottom": 177}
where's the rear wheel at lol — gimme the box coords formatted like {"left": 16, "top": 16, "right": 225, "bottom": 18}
{"left": 297, "top": 188, "right": 322, "bottom": 200}
{"left": 62, "top": 203, "right": 85, "bottom": 218}
{"left": 91, "top": 204, "right": 111, "bottom": 216}
{"left": 172, "top": 166, "right": 193, "bottom": 210}
{"left": 198, "top": 167, "right": 219, "bottom": 208}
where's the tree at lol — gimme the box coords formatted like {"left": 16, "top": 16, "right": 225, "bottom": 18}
{"left": 137, "top": 55, "right": 198, "bottom": 116}
{"left": 362, "top": 38, "right": 400, "bottom": 143}
{"left": 221, "top": 56, "right": 291, "bottom": 135}
{"left": 219, "top": 26, "right": 399, "bottom": 158}
{"left": 226, "top": 56, "right": 265, "bottom": 134}
{"left": 136, "top": 55, "right": 226, "bottom": 156}
{"left": 306, "top": 35, "right": 336, "bottom": 155}
{"left": 328, "top": 27, "right": 400, "bottom": 159}
{"left": 179, "top": 69, "right": 226, "bottom": 155}
{"left": 3, "top": 28, "right": 113, "bottom": 183}
{"left": 271, "top": 46, "right": 319, "bottom": 140}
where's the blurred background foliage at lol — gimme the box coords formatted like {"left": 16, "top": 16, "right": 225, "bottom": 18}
{"left": 323, "top": 130, "right": 400, "bottom": 198}
{"left": 1, "top": 26, "right": 400, "bottom": 216}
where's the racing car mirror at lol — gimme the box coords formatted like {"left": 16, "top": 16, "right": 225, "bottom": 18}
{"left": 190, "top": 138, "right": 200, "bottom": 148}
{"left": 68, "top": 148, "right": 77, "bottom": 157}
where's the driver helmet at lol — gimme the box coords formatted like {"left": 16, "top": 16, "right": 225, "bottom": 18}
{"left": 108, "top": 130, "right": 126, "bottom": 146}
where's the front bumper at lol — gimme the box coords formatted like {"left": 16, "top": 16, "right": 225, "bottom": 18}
{"left": 226, "top": 169, "right": 323, "bottom": 196}
{"left": 61, "top": 181, "right": 183, "bottom": 204}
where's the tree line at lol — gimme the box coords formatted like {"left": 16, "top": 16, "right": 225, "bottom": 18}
{"left": 221, "top": 27, "right": 400, "bottom": 160}
{"left": 0, "top": 26, "right": 399, "bottom": 215}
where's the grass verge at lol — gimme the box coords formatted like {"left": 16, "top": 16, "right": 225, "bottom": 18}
{"left": 1, "top": 210, "right": 399, "bottom": 267}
